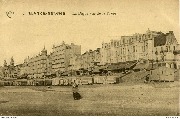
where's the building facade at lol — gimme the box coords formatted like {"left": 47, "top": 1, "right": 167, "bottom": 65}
{"left": 173, "top": 44, "right": 180, "bottom": 69}
{"left": 3, "top": 57, "right": 16, "bottom": 79}
{"left": 153, "top": 31, "right": 178, "bottom": 68}
{"left": 1, "top": 29, "right": 178, "bottom": 79}
{"left": 100, "top": 29, "right": 178, "bottom": 67}
{"left": 27, "top": 47, "right": 48, "bottom": 79}
{"left": 81, "top": 48, "right": 101, "bottom": 71}
{"left": 0, "top": 66, "right": 4, "bottom": 79}
{"left": 51, "top": 41, "right": 81, "bottom": 75}
{"left": 69, "top": 54, "right": 83, "bottom": 71}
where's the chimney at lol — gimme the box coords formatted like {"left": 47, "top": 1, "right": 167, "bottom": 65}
{"left": 169, "top": 31, "right": 173, "bottom": 34}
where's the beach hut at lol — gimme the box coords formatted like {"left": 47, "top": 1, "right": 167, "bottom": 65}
{"left": 73, "top": 77, "right": 81, "bottom": 85}
{"left": 67, "top": 77, "right": 77, "bottom": 85}
{"left": 27, "top": 79, "right": 35, "bottom": 86}
{"left": 0, "top": 80, "right": 4, "bottom": 86}
{"left": 14, "top": 79, "right": 27, "bottom": 86}
{"left": 59, "top": 78, "right": 64, "bottom": 85}
{"left": 3, "top": 81, "right": 13, "bottom": 86}
{"left": 52, "top": 78, "right": 60, "bottom": 86}
{"left": 63, "top": 78, "right": 69, "bottom": 86}
{"left": 80, "top": 76, "right": 93, "bottom": 85}
{"left": 45, "top": 79, "right": 52, "bottom": 86}
{"left": 35, "top": 79, "right": 45, "bottom": 86}
{"left": 93, "top": 76, "right": 106, "bottom": 84}
{"left": 149, "top": 67, "right": 175, "bottom": 82}
{"left": 106, "top": 76, "right": 117, "bottom": 84}
{"left": 93, "top": 76, "right": 99, "bottom": 84}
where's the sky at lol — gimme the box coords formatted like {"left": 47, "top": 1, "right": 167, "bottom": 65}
{"left": 0, "top": 0, "right": 179, "bottom": 66}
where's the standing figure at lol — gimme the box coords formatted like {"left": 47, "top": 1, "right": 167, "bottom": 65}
{"left": 72, "top": 82, "right": 82, "bottom": 100}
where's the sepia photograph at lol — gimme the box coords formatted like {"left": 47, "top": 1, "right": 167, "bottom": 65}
{"left": 0, "top": 0, "right": 179, "bottom": 116}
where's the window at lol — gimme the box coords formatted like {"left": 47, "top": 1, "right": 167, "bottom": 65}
{"left": 166, "top": 46, "right": 168, "bottom": 52}
{"left": 133, "top": 46, "right": 135, "bottom": 52}
{"left": 174, "top": 46, "right": 176, "bottom": 50}
{"left": 114, "top": 42, "right": 116, "bottom": 47}
{"left": 117, "top": 42, "right": 119, "bottom": 46}
{"left": 161, "top": 47, "right": 163, "bottom": 51}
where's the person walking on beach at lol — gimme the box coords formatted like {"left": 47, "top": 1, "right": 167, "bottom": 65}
{"left": 72, "top": 81, "right": 82, "bottom": 100}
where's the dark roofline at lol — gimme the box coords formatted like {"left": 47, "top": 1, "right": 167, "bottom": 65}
{"left": 154, "top": 33, "right": 167, "bottom": 47}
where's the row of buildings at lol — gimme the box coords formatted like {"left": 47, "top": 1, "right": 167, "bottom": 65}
{"left": 0, "top": 29, "right": 179, "bottom": 79}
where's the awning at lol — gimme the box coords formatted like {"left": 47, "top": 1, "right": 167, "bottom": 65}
{"left": 61, "top": 72, "right": 69, "bottom": 76}
{"left": 15, "top": 79, "right": 28, "bottom": 82}
{"left": 117, "top": 63, "right": 126, "bottom": 69}
{"left": 133, "top": 63, "right": 149, "bottom": 70}
{"left": 108, "top": 63, "right": 126, "bottom": 71}
{"left": 35, "top": 79, "right": 46, "bottom": 81}
{"left": 93, "top": 67, "right": 100, "bottom": 73}
{"left": 125, "top": 61, "right": 137, "bottom": 69}
{"left": 99, "top": 65, "right": 108, "bottom": 70}
{"left": 3, "top": 78, "right": 17, "bottom": 81}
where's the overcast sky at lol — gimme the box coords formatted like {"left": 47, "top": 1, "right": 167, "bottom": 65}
{"left": 0, "top": 0, "right": 179, "bottom": 66}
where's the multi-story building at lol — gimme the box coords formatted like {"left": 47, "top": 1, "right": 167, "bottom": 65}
{"left": 92, "top": 48, "right": 101, "bottom": 65}
{"left": 19, "top": 57, "right": 29, "bottom": 77}
{"left": 0, "top": 66, "right": 4, "bottom": 79}
{"left": 69, "top": 54, "right": 83, "bottom": 71}
{"left": 153, "top": 31, "right": 178, "bottom": 67}
{"left": 173, "top": 44, "right": 180, "bottom": 69}
{"left": 2, "top": 57, "right": 24, "bottom": 79}
{"left": 14, "top": 64, "right": 23, "bottom": 78}
{"left": 46, "top": 54, "right": 53, "bottom": 76}
{"left": 3, "top": 57, "right": 16, "bottom": 79}
{"left": 27, "top": 47, "right": 48, "bottom": 79}
{"left": 81, "top": 51, "right": 89, "bottom": 70}
{"left": 100, "top": 29, "right": 178, "bottom": 67}
{"left": 101, "top": 41, "right": 112, "bottom": 65}
{"left": 51, "top": 41, "right": 81, "bottom": 75}
{"left": 2, "top": 29, "right": 178, "bottom": 78}
{"left": 80, "top": 48, "right": 101, "bottom": 72}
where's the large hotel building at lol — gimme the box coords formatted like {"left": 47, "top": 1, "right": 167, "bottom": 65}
{"left": 51, "top": 41, "right": 81, "bottom": 76}
{"left": 100, "top": 29, "right": 178, "bottom": 67}
{"left": 14, "top": 42, "right": 81, "bottom": 78}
